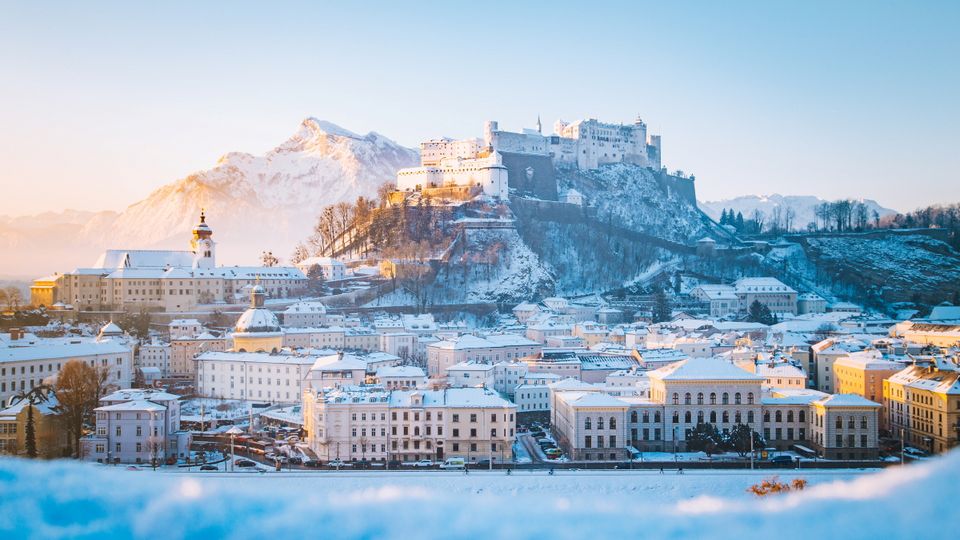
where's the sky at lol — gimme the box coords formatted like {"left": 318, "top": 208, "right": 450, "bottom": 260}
{"left": 0, "top": 0, "right": 957, "bottom": 216}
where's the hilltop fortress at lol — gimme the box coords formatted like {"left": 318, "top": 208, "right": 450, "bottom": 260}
{"left": 396, "top": 116, "right": 692, "bottom": 204}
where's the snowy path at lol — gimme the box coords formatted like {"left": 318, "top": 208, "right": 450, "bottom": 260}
{"left": 159, "top": 467, "right": 877, "bottom": 503}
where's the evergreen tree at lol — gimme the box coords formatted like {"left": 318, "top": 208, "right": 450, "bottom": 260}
{"left": 687, "top": 422, "right": 722, "bottom": 455}
{"left": 747, "top": 300, "right": 775, "bottom": 325}
{"left": 306, "top": 264, "right": 326, "bottom": 296}
{"left": 24, "top": 404, "right": 36, "bottom": 458}
{"left": 720, "top": 209, "right": 729, "bottom": 225}
{"left": 728, "top": 423, "right": 764, "bottom": 457}
{"left": 652, "top": 287, "right": 672, "bottom": 323}
{"left": 735, "top": 211, "right": 745, "bottom": 231}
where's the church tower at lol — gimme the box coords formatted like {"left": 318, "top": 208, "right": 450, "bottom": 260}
{"left": 190, "top": 209, "right": 216, "bottom": 269}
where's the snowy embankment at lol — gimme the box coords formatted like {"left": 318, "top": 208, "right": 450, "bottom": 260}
{"left": 1, "top": 452, "right": 957, "bottom": 539}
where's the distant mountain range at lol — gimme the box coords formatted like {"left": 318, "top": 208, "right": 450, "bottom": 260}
{"left": 0, "top": 119, "right": 418, "bottom": 277}
{"left": 699, "top": 194, "right": 898, "bottom": 229}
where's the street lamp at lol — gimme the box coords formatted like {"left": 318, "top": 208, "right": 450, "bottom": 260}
{"left": 226, "top": 426, "right": 243, "bottom": 472}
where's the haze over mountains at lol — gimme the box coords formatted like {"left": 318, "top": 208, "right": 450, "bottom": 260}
{"left": 0, "top": 119, "right": 418, "bottom": 277}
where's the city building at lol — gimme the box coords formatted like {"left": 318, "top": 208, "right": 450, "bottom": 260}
{"left": 82, "top": 388, "right": 190, "bottom": 464}
{"left": 883, "top": 360, "right": 960, "bottom": 453}
{"left": 30, "top": 211, "right": 306, "bottom": 312}
{"left": 0, "top": 393, "right": 68, "bottom": 458}
{"left": 426, "top": 334, "right": 540, "bottom": 377}
{"left": 303, "top": 386, "right": 516, "bottom": 464}
{"left": 733, "top": 277, "right": 798, "bottom": 316}
{"left": 0, "top": 325, "right": 133, "bottom": 405}
{"left": 194, "top": 351, "right": 317, "bottom": 403}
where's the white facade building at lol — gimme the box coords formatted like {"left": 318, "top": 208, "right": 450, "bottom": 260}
{"left": 83, "top": 388, "right": 189, "bottom": 464}
{"left": 194, "top": 351, "right": 317, "bottom": 404}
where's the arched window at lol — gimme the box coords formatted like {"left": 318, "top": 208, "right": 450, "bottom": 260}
{"left": 710, "top": 411, "right": 717, "bottom": 423}
{"left": 655, "top": 411, "right": 661, "bottom": 423}
{"left": 710, "top": 392, "right": 717, "bottom": 404}
{"left": 598, "top": 417, "right": 605, "bottom": 430}
{"left": 643, "top": 411, "right": 650, "bottom": 423}
{"left": 735, "top": 392, "right": 742, "bottom": 405}
{"left": 684, "top": 393, "right": 692, "bottom": 405}
{"left": 414, "top": 426, "right": 420, "bottom": 436}
{"left": 735, "top": 411, "right": 742, "bottom": 423}
{"left": 775, "top": 410, "right": 782, "bottom": 422}
{"left": 722, "top": 411, "right": 729, "bottom": 423}
{"left": 722, "top": 392, "right": 729, "bottom": 405}
{"left": 630, "top": 411, "right": 638, "bottom": 423}
{"left": 585, "top": 417, "right": 592, "bottom": 430}
{"left": 673, "top": 393, "right": 679, "bottom": 405}
{"left": 747, "top": 392, "right": 754, "bottom": 405}
{"left": 799, "top": 410, "right": 806, "bottom": 423}
{"left": 684, "top": 411, "right": 692, "bottom": 423}
{"left": 763, "top": 410, "right": 770, "bottom": 422}
{"left": 609, "top": 417, "right": 617, "bottom": 429}
{"left": 848, "top": 416, "right": 855, "bottom": 429}
{"left": 697, "top": 411, "right": 704, "bottom": 424}
{"left": 672, "top": 412, "right": 679, "bottom": 424}
{"left": 747, "top": 411, "right": 755, "bottom": 423}
{"left": 861, "top": 416, "right": 868, "bottom": 429}
{"left": 835, "top": 417, "right": 843, "bottom": 429}
{"left": 697, "top": 392, "right": 704, "bottom": 405}
{"left": 787, "top": 411, "right": 794, "bottom": 423}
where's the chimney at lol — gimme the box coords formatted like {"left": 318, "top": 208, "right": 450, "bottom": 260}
{"left": 9, "top": 328, "right": 21, "bottom": 341}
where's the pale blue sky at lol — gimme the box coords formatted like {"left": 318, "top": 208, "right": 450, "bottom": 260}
{"left": 1, "top": 0, "right": 957, "bottom": 215}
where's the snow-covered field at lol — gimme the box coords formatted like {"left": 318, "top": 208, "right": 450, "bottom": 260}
{"left": 3, "top": 452, "right": 957, "bottom": 539}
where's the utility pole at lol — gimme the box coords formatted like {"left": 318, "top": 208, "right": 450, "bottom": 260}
{"left": 900, "top": 427, "right": 904, "bottom": 466}
{"left": 750, "top": 430, "right": 755, "bottom": 470}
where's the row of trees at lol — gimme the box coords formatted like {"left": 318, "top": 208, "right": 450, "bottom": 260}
{"left": 687, "top": 422, "right": 765, "bottom": 457}
{"left": 812, "top": 199, "right": 881, "bottom": 232}
{"left": 0, "top": 286, "right": 24, "bottom": 310}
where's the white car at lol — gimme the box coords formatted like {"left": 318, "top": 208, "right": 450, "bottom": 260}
{"left": 414, "top": 459, "right": 434, "bottom": 467}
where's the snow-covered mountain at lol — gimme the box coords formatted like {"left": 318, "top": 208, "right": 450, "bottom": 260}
{"left": 1, "top": 119, "right": 418, "bottom": 277}
{"left": 699, "top": 194, "right": 897, "bottom": 229}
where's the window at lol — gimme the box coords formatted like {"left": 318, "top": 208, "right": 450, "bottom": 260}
{"left": 672, "top": 412, "right": 679, "bottom": 424}
{"left": 585, "top": 417, "right": 592, "bottom": 430}
{"left": 598, "top": 417, "right": 605, "bottom": 430}
{"left": 787, "top": 411, "right": 794, "bottom": 423}
{"left": 836, "top": 417, "right": 843, "bottom": 429}
{"left": 735, "top": 393, "right": 742, "bottom": 405}
{"left": 836, "top": 434, "right": 843, "bottom": 447}
{"left": 470, "top": 414, "right": 477, "bottom": 423}
{"left": 609, "top": 435, "right": 616, "bottom": 448}
{"left": 630, "top": 411, "right": 638, "bottom": 422}
{"left": 710, "top": 392, "right": 717, "bottom": 405}
{"left": 747, "top": 392, "right": 754, "bottom": 405}
{"left": 684, "top": 393, "right": 692, "bottom": 405}
{"left": 584, "top": 436, "right": 592, "bottom": 448}
{"left": 722, "top": 393, "right": 729, "bottom": 405}
{"left": 775, "top": 410, "right": 782, "bottom": 422}
{"left": 684, "top": 411, "right": 691, "bottom": 423}
{"left": 609, "top": 416, "right": 617, "bottom": 429}
{"left": 710, "top": 411, "right": 717, "bottom": 423}
{"left": 722, "top": 411, "right": 729, "bottom": 423}
{"left": 747, "top": 411, "right": 754, "bottom": 423}
{"left": 672, "top": 393, "right": 679, "bottom": 405}
{"left": 697, "top": 392, "right": 704, "bottom": 405}
{"left": 861, "top": 416, "right": 868, "bottom": 429}
{"left": 799, "top": 410, "right": 806, "bottom": 423}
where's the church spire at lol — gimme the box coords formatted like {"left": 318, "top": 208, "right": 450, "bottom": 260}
{"left": 536, "top": 115, "right": 542, "bottom": 134}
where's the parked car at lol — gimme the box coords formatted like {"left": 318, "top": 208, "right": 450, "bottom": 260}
{"left": 387, "top": 460, "right": 403, "bottom": 469}
{"left": 200, "top": 465, "right": 218, "bottom": 471}
{"left": 474, "top": 459, "right": 491, "bottom": 468}
{"left": 414, "top": 459, "right": 434, "bottom": 467}
{"left": 770, "top": 455, "right": 794, "bottom": 465}
{"left": 903, "top": 447, "right": 929, "bottom": 458}
{"left": 303, "top": 459, "right": 321, "bottom": 468}
{"left": 328, "top": 459, "right": 351, "bottom": 468}
{"left": 287, "top": 456, "right": 303, "bottom": 465}
{"left": 544, "top": 448, "right": 562, "bottom": 458}
{"left": 236, "top": 459, "right": 257, "bottom": 468}
{"left": 440, "top": 457, "right": 466, "bottom": 470}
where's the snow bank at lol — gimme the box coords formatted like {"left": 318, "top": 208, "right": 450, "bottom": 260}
{"left": 0, "top": 453, "right": 956, "bottom": 539}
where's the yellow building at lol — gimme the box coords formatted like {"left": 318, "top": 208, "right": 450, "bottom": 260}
{"left": 883, "top": 360, "right": 960, "bottom": 454}
{"left": 0, "top": 397, "right": 69, "bottom": 458}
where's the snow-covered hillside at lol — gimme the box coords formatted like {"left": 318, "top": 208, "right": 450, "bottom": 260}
{"left": 3, "top": 119, "right": 418, "bottom": 277}
{"left": 700, "top": 194, "right": 896, "bottom": 229}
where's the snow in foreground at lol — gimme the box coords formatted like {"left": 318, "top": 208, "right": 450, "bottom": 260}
{"left": 1, "top": 453, "right": 957, "bottom": 539}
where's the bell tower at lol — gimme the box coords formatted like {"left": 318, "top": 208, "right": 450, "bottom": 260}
{"left": 191, "top": 209, "right": 216, "bottom": 269}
